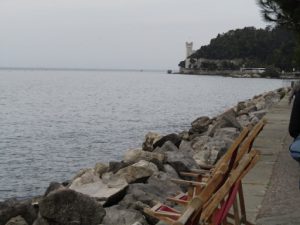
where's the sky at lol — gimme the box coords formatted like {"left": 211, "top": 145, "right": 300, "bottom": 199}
{"left": 0, "top": 0, "right": 268, "bottom": 70}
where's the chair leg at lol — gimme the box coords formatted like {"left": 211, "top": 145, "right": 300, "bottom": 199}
{"left": 238, "top": 183, "right": 255, "bottom": 225}
{"left": 232, "top": 198, "right": 240, "bottom": 225}
{"left": 238, "top": 183, "right": 247, "bottom": 224}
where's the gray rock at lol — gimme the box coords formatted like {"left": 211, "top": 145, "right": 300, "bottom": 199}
{"left": 119, "top": 173, "right": 181, "bottom": 210}
{"left": 116, "top": 160, "right": 158, "bottom": 184}
{"left": 213, "top": 127, "right": 239, "bottom": 140}
{"left": 94, "top": 163, "right": 108, "bottom": 177}
{"left": 178, "top": 130, "right": 190, "bottom": 141}
{"left": 255, "top": 99, "right": 266, "bottom": 111}
{"left": 32, "top": 216, "right": 49, "bottom": 225}
{"left": 193, "top": 139, "right": 229, "bottom": 165}
{"left": 165, "top": 146, "right": 199, "bottom": 173}
{"left": 153, "top": 141, "right": 178, "bottom": 153}
{"left": 0, "top": 199, "right": 37, "bottom": 225}
{"left": 163, "top": 164, "right": 179, "bottom": 179}
{"left": 179, "top": 140, "right": 194, "bottom": 154}
{"left": 191, "top": 136, "right": 211, "bottom": 153}
{"left": 238, "top": 105, "right": 257, "bottom": 115}
{"left": 44, "top": 182, "right": 64, "bottom": 197}
{"left": 142, "top": 132, "right": 161, "bottom": 152}
{"left": 69, "top": 169, "right": 99, "bottom": 187}
{"left": 250, "top": 110, "right": 266, "bottom": 120}
{"left": 102, "top": 205, "right": 148, "bottom": 225}
{"left": 152, "top": 133, "right": 182, "bottom": 149}
{"left": 5, "top": 216, "right": 28, "bottom": 225}
{"left": 236, "top": 101, "right": 246, "bottom": 112}
{"left": 69, "top": 172, "right": 128, "bottom": 206}
{"left": 72, "top": 168, "right": 93, "bottom": 181}
{"left": 236, "top": 114, "right": 251, "bottom": 127}
{"left": 189, "top": 116, "right": 212, "bottom": 134}
{"left": 123, "top": 149, "right": 165, "bottom": 164}
{"left": 39, "top": 189, "right": 106, "bottom": 225}
{"left": 108, "top": 161, "right": 132, "bottom": 174}
{"left": 208, "top": 109, "right": 241, "bottom": 136}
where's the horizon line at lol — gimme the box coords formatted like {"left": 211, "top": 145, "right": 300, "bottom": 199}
{"left": 0, "top": 67, "right": 168, "bottom": 72}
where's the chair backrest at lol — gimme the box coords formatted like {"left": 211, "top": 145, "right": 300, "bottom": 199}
{"left": 200, "top": 150, "right": 260, "bottom": 224}
{"left": 213, "top": 118, "right": 266, "bottom": 177}
{"left": 212, "top": 126, "right": 250, "bottom": 176}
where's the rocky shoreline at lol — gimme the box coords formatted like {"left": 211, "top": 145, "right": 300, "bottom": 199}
{"left": 0, "top": 87, "right": 290, "bottom": 225}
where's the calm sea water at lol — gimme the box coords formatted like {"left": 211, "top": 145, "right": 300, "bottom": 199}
{"left": 0, "top": 70, "right": 285, "bottom": 200}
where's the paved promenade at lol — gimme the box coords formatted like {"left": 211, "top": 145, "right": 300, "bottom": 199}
{"left": 243, "top": 96, "right": 300, "bottom": 225}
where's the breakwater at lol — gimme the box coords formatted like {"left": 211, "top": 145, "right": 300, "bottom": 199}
{"left": 0, "top": 87, "right": 290, "bottom": 225}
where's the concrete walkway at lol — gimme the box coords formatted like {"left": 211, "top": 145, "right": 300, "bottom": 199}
{"left": 243, "top": 96, "right": 300, "bottom": 225}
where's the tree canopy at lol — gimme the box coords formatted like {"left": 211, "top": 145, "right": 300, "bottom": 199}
{"left": 189, "top": 26, "right": 299, "bottom": 71}
{"left": 258, "top": 0, "right": 300, "bottom": 33}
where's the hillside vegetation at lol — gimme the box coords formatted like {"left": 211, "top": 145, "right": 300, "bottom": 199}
{"left": 189, "top": 26, "right": 299, "bottom": 71}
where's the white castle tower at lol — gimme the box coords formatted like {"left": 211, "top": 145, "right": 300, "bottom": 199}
{"left": 186, "top": 42, "right": 193, "bottom": 58}
{"left": 185, "top": 42, "right": 193, "bottom": 69}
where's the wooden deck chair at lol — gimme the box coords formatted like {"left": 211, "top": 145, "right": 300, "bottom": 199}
{"left": 200, "top": 150, "right": 260, "bottom": 225}
{"left": 166, "top": 126, "right": 250, "bottom": 205}
{"left": 167, "top": 118, "right": 266, "bottom": 206}
{"left": 144, "top": 163, "right": 229, "bottom": 225}
{"left": 144, "top": 150, "right": 258, "bottom": 225}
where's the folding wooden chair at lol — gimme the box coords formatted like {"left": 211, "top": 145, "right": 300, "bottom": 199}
{"left": 200, "top": 150, "right": 260, "bottom": 225}
{"left": 144, "top": 150, "right": 259, "bottom": 225}
{"left": 167, "top": 118, "right": 266, "bottom": 206}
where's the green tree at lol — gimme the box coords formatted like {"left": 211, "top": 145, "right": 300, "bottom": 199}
{"left": 258, "top": 0, "right": 300, "bottom": 69}
{"left": 258, "top": 0, "right": 300, "bottom": 32}
{"left": 178, "top": 61, "right": 185, "bottom": 68}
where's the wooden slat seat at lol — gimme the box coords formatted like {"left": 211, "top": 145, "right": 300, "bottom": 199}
{"left": 169, "top": 119, "right": 266, "bottom": 203}
{"left": 144, "top": 118, "right": 266, "bottom": 225}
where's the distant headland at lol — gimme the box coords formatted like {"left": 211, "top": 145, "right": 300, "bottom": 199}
{"left": 177, "top": 26, "right": 300, "bottom": 79}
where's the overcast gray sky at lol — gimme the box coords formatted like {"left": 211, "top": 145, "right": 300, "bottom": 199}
{"left": 0, "top": 0, "right": 267, "bottom": 70}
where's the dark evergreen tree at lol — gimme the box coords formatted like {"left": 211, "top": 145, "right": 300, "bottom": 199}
{"left": 188, "top": 26, "right": 299, "bottom": 71}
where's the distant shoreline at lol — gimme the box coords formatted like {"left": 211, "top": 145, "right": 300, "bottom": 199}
{"left": 0, "top": 67, "right": 165, "bottom": 73}
{"left": 174, "top": 70, "right": 300, "bottom": 80}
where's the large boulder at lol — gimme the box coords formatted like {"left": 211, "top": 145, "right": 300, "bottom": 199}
{"left": 70, "top": 169, "right": 99, "bottom": 187}
{"left": 163, "top": 142, "right": 199, "bottom": 173}
{"left": 236, "top": 114, "right": 251, "bottom": 128}
{"left": 152, "top": 133, "right": 182, "bottom": 149}
{"left": 208, "top": 109, "right": 241, "bottom": 136}
{"left": 193, "top": 138, "right": 230, "bottom": 166}
{"left": 102, "top": 205, "right": 148, "bottom": 225}
{"left": 191, "top": 136, "right": 211, "bottom": 153}
{"left": 189, "top": 116, "right": 212, "bottom": 134}
{"left": 119, "top": 172, "right": 182, "bottom": 210}
{"left": 44, "top": 182, "right": 64, "bottom": 197}
{"left": 108, "top": 161, "right": 132, "bottom": 174}
{"left": 0, "top": 199, "right": 37, "bottom": 225}
{"left": 142, "top": 132, "right": 162, "bottom": 152}
{"left": 69, "top": 170, "right": 128, "bottom": 206}
{"left": 238, "top": 105, "right": 257, "bottom": 115}
{"left": 123, "top": 149, "right": 165, "bottom": 164}
{"left": 38, "top": 189, "right": 106, "bottom": 225}
{"left": 154, "top": 141, "right": 178, "bottom": 153}
{"left": 213, "top": 127, "right": 239, "bottom": 141}
{"left": 249, "top": 110, "right": 267, "bottom": 120}
{"left": 94, "top": 163, "right": 109, "bottom": 177}
{"left": 116, "top": 160, "right": 159, "bottom": 184}
{"left": 32, "top": 216, "right": 49, "bottom": 225}
{"left": 5, "top": 216, "right": 28, "bottom": 225}
{"left": 179, "top": 140, "right": 194, "bottom": 154}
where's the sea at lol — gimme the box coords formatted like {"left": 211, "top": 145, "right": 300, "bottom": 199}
{"left": 0, "top": 69, "right": 287, "bottom": 200}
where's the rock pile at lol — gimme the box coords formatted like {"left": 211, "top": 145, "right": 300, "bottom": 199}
{"left": 0, "top": 87, "right": 289, "bottom": 225}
